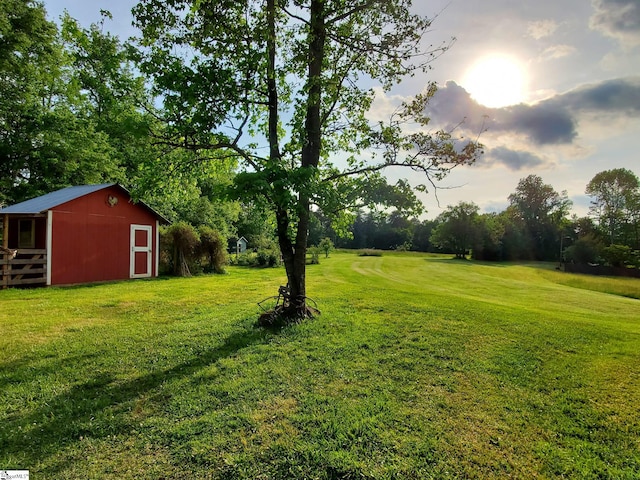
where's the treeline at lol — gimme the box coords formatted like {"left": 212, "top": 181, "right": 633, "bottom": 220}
{"left": 312, "top": 171, "right": 640, "bottom": 268}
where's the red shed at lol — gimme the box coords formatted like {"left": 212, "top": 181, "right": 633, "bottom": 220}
{"left": 0, "top": 184, "right": 168, "bottom": 288}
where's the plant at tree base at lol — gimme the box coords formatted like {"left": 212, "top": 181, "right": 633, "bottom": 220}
{"left": 132, "top": 0, "right": 482, "bottom": 323}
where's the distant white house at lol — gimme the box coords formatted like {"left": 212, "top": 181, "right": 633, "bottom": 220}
{"left": 236, "top": 236, "right": 248, "bottom": 253}
{"left": 228, "top": 236, "right": 248, "bottom": 255}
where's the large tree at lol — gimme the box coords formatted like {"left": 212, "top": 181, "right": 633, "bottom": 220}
{"left": 472, "top": 212, "right": 506, "bottom": 261}
{"left": 586, "top": 168, "right": 640, "bottom": 246}
{"left": 508, "top": 174, "right": 572, "bottom": 260}
{"left": 60, "top": 12, "right": 157, "bottom": 185}
{"left": 430, "top": 201, "right": 480, "bottom": 259}
{"left": 0, "top": 0, "right": 73, "bottom": 204}
{"left": 132, "top": 0, "right": 482, "bottom": 321}
{"left": 0, "top": 4, "right": 153, "bottom": 204}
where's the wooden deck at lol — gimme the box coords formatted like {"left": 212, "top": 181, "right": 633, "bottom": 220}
{"left": 1, "top": 248, "right": 47, "bottom": 288}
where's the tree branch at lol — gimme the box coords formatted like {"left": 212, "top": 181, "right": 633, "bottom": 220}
{"left": 326, "top": 0, "right": 383, "bottom": 26}
{"left": 149, "top": 134, "right": 262, "bottom": 171}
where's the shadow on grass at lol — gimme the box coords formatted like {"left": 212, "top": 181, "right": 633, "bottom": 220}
{"left": 0, "top": 323, "right": 273, "bottom": 472}
{"left": 426, "top": 257, "right": 511, "bottom": 268}
{"left": 427, "top": 257, "right": 474, "bottom": 265}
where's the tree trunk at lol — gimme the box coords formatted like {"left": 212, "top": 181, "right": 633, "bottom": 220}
{"left": 259, "top": 0, "right": 325, "bottom": 324}
{"left": 289, "top": 0, "right": 325, "bottom": 316}
{"left": 271, "top": 203, "right": 314, "bottom": 321}
{"left": 266, "top": 0, "right": 299, "bottom": 320}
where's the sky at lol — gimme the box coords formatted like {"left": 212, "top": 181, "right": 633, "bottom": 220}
{"left": 41, "top": 0, "right": 640, "bottom": 219}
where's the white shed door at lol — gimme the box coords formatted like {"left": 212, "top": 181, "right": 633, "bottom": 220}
{"left": 130, "top": 225, "right": 153, "bottom": 278}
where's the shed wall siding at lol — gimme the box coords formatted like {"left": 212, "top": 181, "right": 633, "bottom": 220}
{"left": 50, "top": 186, "right": 158, "bottom": 285}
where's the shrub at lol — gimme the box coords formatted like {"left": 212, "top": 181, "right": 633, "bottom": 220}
{"left": 160, "top": 224, "right": 229, "bottom": 276}
{"left": 230, "top": 252, "right": 255, "bottom": 266}
{"left": 395, "top": 241, "right": 412, "bottom": 252}
{"left": 198, "top": 226, "right": 228, "bottom": 274}
{"left": 256, "top": 250, "right": 270, "bottom": 266}
{"left": 564, "top": 236, "right": 601, "bottom": 265}
{"left": 601, "top": 244, "right": 634, "bottom": 268}
{"left": 256, "top": 250, "right": 280, "bottom": 267}
{"left": 160, "top": 222, "right": 200, "bottom": 277}
{"left": 308, "top": 246, "right": 320, "bottom": 264}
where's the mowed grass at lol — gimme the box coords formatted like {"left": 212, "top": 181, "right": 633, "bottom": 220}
{"left": 1, "top": 252, "right": 639, "bottom": 479}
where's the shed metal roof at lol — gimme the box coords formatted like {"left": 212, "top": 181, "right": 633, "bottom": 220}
{"left": 0, "top": 184, "right": 169, "bottom": 223}
{"left": 0, "top": 184, "right": 115, "bottom": 214}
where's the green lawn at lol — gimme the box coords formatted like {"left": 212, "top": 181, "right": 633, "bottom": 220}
{"left": 1, "top": 252, "right": 639, "bottom": 479}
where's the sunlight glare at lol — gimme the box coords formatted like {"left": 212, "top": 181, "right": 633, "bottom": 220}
{"left": 462, "top": 55, "right": 528, "bottom": 108}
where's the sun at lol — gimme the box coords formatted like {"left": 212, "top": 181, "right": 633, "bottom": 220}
{"left": 462, "top": 54, "right": 528, "bottom": 108}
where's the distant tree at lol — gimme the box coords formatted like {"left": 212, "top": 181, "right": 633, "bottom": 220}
{"left": 308, "top": 209, "right": 337, "bottom": 247}
{"left": 430, "top": 202, "right": 480, "bottom": 259}
{"left": 629, "top": 193, "right": 640, "bottom": 249}
{"left": 344, "top": 211, "right": 373, "bottom": 249}
{"left": 411, "top": 218, "right": 439, "bottom": 252}
{"left": 586, "top": 168, "right": 640, "bottom": 246}
{"left": 234, "top": 201, "right": 278, "bottom": 252}
{"left": 472, "top": 212, "right": 506, "bottom": 261}
{"left": 308, "top": 212, "right": 325, "bottom": 247}
{"left": 496, "top": 208, "right": 533, "bottom": 260}
{"left": 571, "top": 216, "right": 601, "bottom": 240}
{"left": 144, "top": 160, "right": 240, "bottom": 240}
{"left": 344, "top": 209, "right": 416, "bottom": 251}
{"left": 601, "top": 244, "right": 634, "bottom": 268}
{"left": 564, "top": 236, "right": 602, "bottom": 265}
{"left": 560, "top": 215, "right": 604, "bottom": 265}
{"left": 318, "top": 237, "right": 335, "bottom": 258}
{"left": 508, "top": 175, "right": 572, "bottom": 260}
{"left": 387, "top": 210, "right": 415, "bottom": 250}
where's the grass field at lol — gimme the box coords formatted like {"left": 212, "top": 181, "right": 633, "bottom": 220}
{"left": 1, "top": 252, "right": 639, "bottom": 479}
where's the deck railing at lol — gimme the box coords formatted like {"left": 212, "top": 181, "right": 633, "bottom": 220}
{"left": 1, "top": 248, "right": 47, "bottom": 288}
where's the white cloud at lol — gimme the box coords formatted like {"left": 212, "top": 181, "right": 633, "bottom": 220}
{"left": 367, "top": 86, "right": 407, "bottom": 123}
{"left": 540, "top": 44, "right": 577, "bottom": 60}
{"left": 527, "top": 19, "right": 560, "bottom": 39}
{"left": 420, "top": 77, "right": 640, "bottom": 181}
